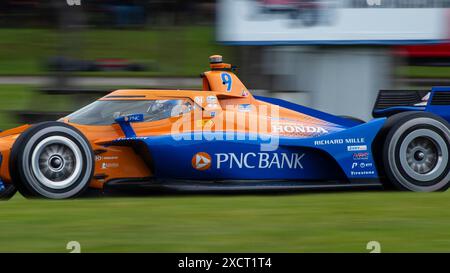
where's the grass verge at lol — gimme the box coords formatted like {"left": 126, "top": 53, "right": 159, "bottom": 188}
{"left": 1, "top": 191, "right": 450, "bottom": 252}
{"left": 0, "top": 27, "right": 232, "bottom": 77}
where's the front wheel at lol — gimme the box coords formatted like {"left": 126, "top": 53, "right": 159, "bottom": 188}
{"left": 10, "top": 122, "right": 94, "bottom": 199}
{"left": 382, "top": 112, "right": 450, "bottom": 192}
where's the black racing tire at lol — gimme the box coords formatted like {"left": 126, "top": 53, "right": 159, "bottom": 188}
{"left": 0, "top": 184, "right": 17, "bottom": 200}
{"left": 381, "top": 112, "right": 450, "bottom": 192}
{"left": 10, "top": 121, "right": 94, "bottom": 199}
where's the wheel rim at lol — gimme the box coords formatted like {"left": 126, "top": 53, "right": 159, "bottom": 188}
{"left": 31, "top": 136, "right": 83, "bottom": 190}
{"left": 399, "top": 129, "right": 448, "bottom": 182}
{"left": 405, "top": 137, "right": 439, "bottom": 174}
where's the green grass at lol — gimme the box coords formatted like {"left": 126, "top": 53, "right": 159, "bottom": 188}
{"left": 397, "top": 66, "right": 450, "bottom": 79}
{"left": 1, "top": 191, "right": 450, "bottom": 252}
{"left": 0, "top": 27, "right": 232, "bottom": 76}
{"left": 0, "top": 85, "right": 38, "bottom": 129}
{"left": 0, "top": 85, "right": 79, "bottom": 129}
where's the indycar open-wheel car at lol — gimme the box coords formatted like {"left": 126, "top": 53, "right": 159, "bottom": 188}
{"left": 0, "top": 55, "right": 449, "bottom": 199}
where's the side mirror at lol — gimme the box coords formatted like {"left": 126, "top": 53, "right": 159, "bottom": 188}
{"left": 115, "top": 113, "right": 144, "bottom": 138}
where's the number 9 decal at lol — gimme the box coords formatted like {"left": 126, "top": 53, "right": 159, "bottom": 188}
{"left": 221, "top": 73, "right": 232, "bottom": 92}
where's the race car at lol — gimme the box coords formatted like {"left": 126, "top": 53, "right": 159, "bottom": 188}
{"left": 0, "top": 55, "right": 450, "bottom": 200}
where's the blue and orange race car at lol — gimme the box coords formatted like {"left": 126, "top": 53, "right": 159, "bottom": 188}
{"left": 0, "top": 55, "right": 449, "bottom": 200}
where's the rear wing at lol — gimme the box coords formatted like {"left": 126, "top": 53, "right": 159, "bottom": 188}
{"left": 372, "top": 87, "right": 450, "bottom": 122}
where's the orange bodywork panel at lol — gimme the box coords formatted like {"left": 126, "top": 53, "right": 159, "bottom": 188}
{"left": 0, "top": 125, "right": 31, "bottom": 183}
{"left": 68, "top": 123, "right": 153, "bottom": 189}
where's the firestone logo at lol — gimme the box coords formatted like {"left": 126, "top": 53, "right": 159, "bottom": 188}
{"left": 192, "top": 152, "right": 212, "bottom": 171}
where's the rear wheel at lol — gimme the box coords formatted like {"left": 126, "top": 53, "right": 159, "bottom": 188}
{"left": 10, "top": 122, "right": 94, "bottom": 199}
{"left": 382, "top": 112, "right": 450, "bottom": 192}
{"left": 0, "top": 184, "right": 16, "bottom": 200}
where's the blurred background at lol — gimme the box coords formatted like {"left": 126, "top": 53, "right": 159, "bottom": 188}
{"left": 3, "top": 0, "right": 450, "bottom": 253}
{"left": 0, "top": 0, "right": 449, "bottom": 129}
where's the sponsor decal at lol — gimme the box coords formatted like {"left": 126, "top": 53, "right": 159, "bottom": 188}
{"left": 237, "top": 104, "right": 253, "bottom": 112}
{"left": 96, "top": 155, "right": 119, "bottom": 162}
{"left": 205, "top": 103, "right": 220, "bottom": 109}
{"left": 192, "top": 152, "right": 212, "bottom": 171}
{"left": 206, "top": 103, "right": 219, "bottom": 109}
{"left": 315, "top": 139, "right": 343, "bottom": 145}
{"left": 273, "top": 124, "right": 328, "bottom": 134}
{"left": 101, "top": 162, "right": 119, "bottom": 169}
{"left": 353, "top": 152, "right": 369, "bottom": 160}
{"left": 206, "top": 95, "right": 217, "bottom": 103}
{"left": 210, "top": 111, "right": 216, "bottom": 118}
{"left": 242, "top": 89, "right": 249, "bottom": 97}
{"left": 347, "top": 145, "right": 368, "bottom": 152}
{"left": 103, "top": 156, "right": 119, "bottom": 160}
{"left": 194, "top": 96, "right": 203, "bottom": 105}
{"left": 116, "top": 136, "right": 148, "bottom": 141}
{"left": 360, "top": 162, "right": 373, "bottom": 168}
{"left": 215, "top": 152, "right": 304, "bottom": 169}
{"left": 130, "top": 116, "right": 141, "bottom": 122}
{"left": 351, "top": 170, "right": 375, "bottom": 176}
{"left": 314, "top": 138, "right": 365, "bottom": 146}
{"left": 414, "top": 92, "right": 430, "bottom": 107}
{"left": 352, "top": 162, "right": 373, "bottom": 169}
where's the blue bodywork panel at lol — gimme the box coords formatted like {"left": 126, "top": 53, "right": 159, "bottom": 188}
{"left": 374, "top": 106, "right": 426, "bottom": 116}
{"left": 426, "top": 87, "right": 450, "bottom": 122}
{"left": 373, "top": 87, "right": 450, "bottom": 123}
{"left": 113, "top": 116, "right": 386, "bottom": 182}
{"left": 255, "top": 96, "right": 363, "bottom": 127}
{"left": 143, "top": 118, "right": 384, "bottom": 181}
